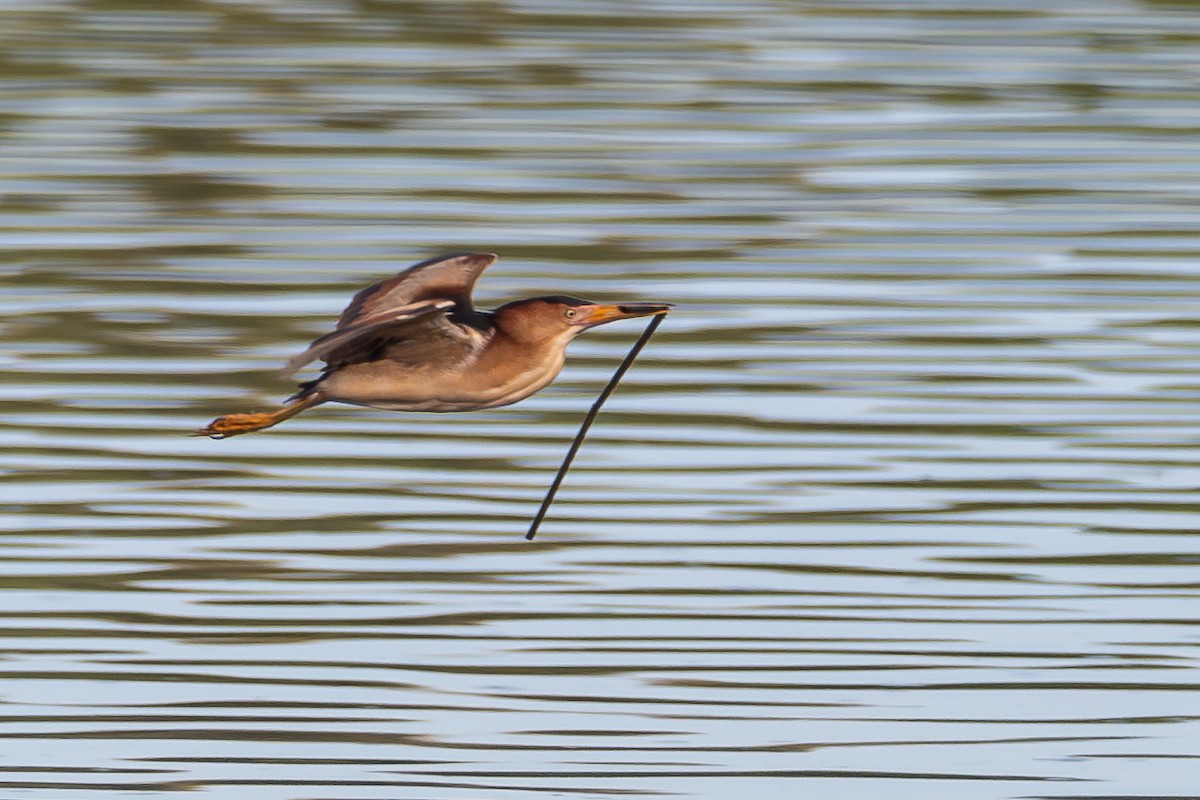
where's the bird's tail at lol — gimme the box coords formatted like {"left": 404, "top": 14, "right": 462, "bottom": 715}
{"left": 195, "top": 390, "right": 325, "bottom": 439}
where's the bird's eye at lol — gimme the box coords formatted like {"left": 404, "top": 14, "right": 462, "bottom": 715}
{"left": 564, "top": 308, "right": 577, "bottom": 319}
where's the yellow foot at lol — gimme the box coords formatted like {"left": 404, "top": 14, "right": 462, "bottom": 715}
{"left": 195, "top": 410, "right": 283, "bottom": 439}
{"left": 194, "top": 393, "right": 325, "bottom": 439}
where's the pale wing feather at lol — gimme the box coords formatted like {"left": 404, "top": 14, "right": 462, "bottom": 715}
{"left": 336, "top": 252, "right": 497, "bottom": 329}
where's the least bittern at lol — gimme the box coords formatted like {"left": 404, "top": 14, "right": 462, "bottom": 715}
{"left": 199, "top": 252, "right": 671, "bottom": 438}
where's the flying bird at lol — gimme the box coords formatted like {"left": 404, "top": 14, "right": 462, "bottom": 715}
{"left": 198, "top": 252, "right": 671, "bottom": 438}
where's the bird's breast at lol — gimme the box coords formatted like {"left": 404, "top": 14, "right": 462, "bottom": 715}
{"left": 316, "top": 339, "right": 569, "bottom": 413}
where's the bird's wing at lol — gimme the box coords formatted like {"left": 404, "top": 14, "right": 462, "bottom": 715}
{"left": 335, "top": 252, "right": 498, "bottom": 329}
{"left": 283, "top": 298, "right": 464, "bottom": 375}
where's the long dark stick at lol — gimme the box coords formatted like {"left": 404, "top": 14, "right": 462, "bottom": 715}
{"left": 525, "top": 311, "right": 669, "bottom": 541}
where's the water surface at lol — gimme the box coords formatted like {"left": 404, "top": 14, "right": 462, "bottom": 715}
{"left": 4, "top": 1, "right": 1200, "bottom": 798}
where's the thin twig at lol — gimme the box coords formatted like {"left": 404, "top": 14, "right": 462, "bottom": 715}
{"left": 525, "top": 311, "right": 669, "bottom": 541}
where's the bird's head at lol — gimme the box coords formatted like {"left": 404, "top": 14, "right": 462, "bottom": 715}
{"left": 494, "top": 296, "right": 672, "bottom": 345}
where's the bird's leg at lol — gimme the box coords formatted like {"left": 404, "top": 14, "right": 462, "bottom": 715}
{"left": 196, "top": 391, "right": 326, "bottom": 439}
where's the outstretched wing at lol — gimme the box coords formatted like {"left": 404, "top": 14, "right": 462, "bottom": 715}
{"left": 283, "top": 299, "right": 457, "bottom": 375}
{"left": 336, "top": 252, "right": 498, "bottom": 329}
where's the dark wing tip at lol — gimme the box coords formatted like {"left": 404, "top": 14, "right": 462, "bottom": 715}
{"left": 285, "top": 299, "right": 455, "bottom": 375}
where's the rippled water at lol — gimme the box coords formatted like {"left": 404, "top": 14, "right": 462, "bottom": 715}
{"left": 4, "top": 1, "right": 1200, "bottom": 798}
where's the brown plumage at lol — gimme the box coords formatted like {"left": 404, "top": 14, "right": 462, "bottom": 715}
{"left": 198, "top": 252, "right": 671, "bottom": 438}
